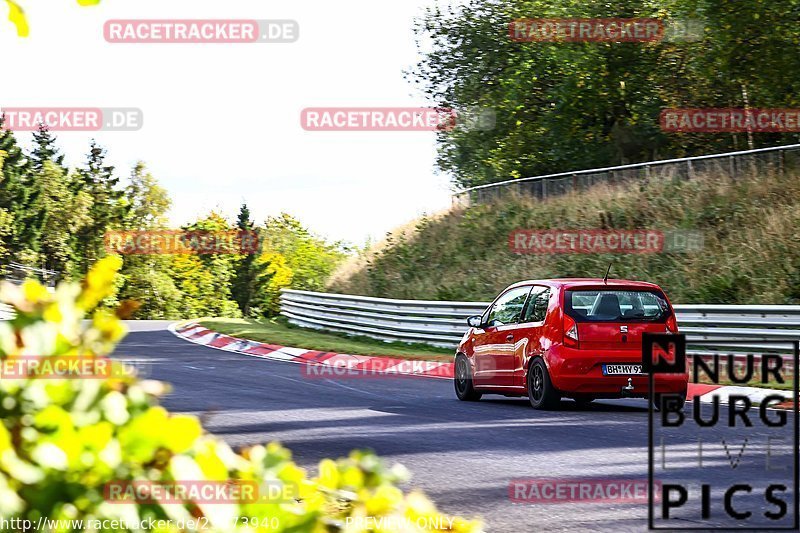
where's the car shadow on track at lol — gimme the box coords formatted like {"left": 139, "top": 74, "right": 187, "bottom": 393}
{"left": 479, "top": 397, "right": 650, "bottom": 413}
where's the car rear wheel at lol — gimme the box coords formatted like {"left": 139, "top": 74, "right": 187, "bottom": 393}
{"left": 527, "top": 358, "right": 560, "bottom": 410}
{"left": 454, "top": 355, "right": 481, "bottom": 401}
{"left": 653, "top": 390, "right": 687, "bottom": 412}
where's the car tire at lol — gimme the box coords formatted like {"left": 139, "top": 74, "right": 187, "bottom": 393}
{"left": 454, "top": 355, "right": 482, "bottom": 401}
{"left": 527, "top": 357, "right": 560, "bottom": 410}
{"left": 653, "top": 389, "right": 687, "bottom": 412}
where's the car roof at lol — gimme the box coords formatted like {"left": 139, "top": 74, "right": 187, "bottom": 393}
{"left": 506, "top": 278, "right": 663, "bottom": 290}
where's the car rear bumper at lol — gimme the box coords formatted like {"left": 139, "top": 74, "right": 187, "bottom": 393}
{"left": 545, "top": 345, "right": 688, "bottom": 395}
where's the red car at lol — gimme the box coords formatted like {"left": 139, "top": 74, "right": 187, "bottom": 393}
{"left": 454, "top": 279, "right": 688, "bottom": 409}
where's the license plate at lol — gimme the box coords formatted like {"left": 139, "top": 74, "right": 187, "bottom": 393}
{"left": 602, "top": 364, "right": 643, "bottom": 375}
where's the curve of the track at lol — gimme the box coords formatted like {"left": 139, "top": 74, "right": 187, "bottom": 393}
{"left": 117, "top": 322, "right": 796, "bottom": 532}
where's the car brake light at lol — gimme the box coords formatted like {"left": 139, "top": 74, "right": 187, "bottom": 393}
{"left": 564, "top": 314, "right": 579, "bottom": 348}
{"left": 666, "top": 314, "right": 678, "bottom": 333}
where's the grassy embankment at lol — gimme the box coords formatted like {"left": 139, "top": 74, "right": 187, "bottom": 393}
{"left": 203, "top": 168, "right": 800, "bottom": 374}
{"left": 329, "top": 168, "right": 800, "bottom": 305}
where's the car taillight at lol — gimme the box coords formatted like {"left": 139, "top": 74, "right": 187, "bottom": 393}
{"left": 563, "top": 314, "right": 579, "bottom": 348}
{"left": 666, "top": 314, "right": 679, "bottom": 333}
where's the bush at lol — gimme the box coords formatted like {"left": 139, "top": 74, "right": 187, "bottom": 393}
{"left": 0, "top": 258, "right": 481, "bottom": 532}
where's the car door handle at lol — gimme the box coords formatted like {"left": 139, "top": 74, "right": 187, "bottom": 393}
{"left": 506, "top": 334, "right": 514, "bottom": 341}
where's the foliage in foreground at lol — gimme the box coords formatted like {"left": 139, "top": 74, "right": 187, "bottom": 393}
{"left": 3, "top": 0, "right": 100, "bottom": 37}
{"left": 0, "top": 258, "right": 481, "bottom": 532}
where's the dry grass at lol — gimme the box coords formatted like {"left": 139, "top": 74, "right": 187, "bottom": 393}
{"left": 326, "top": 206, "right": 458, "bottom": 292}
{"left": 329, "top": 167, "right": 800, "bottom": 304}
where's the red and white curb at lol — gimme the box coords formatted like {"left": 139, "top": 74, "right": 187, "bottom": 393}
{"left": 690, "top": 384, "right": 794, "bottom": 405}
{"left": 168, "top": 322, "right": 454, "bottom": 379}
{"left": 168, "top": 322, "right": 796, "bottom": 403}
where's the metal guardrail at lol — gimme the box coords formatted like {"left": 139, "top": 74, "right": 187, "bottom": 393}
{"left": 0, "top": 262, "right": 58, "bottom": 287}
{"left": 280, "top": 290, "right": 800, "bottom": 359}
{"left": 281, "top": 289, "right": 486, "bottom": 347}
{"left": 0, "top": 263, "right": 59, "bottom": 320}
{"left": 453, "top": 143, "right": 800, "bottom": 206}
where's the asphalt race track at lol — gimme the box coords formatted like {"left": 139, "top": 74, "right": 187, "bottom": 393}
{"left": 118, "top": 322, "right": 798, "bottom": 532}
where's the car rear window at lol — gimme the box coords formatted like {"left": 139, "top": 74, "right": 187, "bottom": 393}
{"left": 565, "top": 289, "right": 671, "bottom": 322}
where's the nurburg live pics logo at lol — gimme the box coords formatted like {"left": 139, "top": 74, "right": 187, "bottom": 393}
{"left": 644, "top": 333, "right": 799, "bottom": 530}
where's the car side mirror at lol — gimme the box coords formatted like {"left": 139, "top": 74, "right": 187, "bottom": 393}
{"left": 467, "top": 315, "right": 483, "bottom": 328}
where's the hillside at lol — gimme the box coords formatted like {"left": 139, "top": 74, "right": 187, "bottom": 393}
{"left": 329, "top": 169, "right": 800, "bottom": 304}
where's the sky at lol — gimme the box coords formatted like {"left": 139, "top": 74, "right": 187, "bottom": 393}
{"left": 1, "top": 0, "right": 456, "bottom": 246}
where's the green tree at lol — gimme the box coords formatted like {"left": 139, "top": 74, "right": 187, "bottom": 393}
{"left": 0, "top": 119, "right": 29, "bottom": 214}
{"left": 255, "top": 213, "right": 348, "bottom": 315}
{"left": 411, "top": 0, "right": 800, "bottom": 188}
{"left": 73, "top": 140, "right": 125, "bottom": 274}
{"left": 171, "top": 212, "right": 242, "bottom": 318}
{"left": 231, "top": 202, "right": 259, "bottom": 316}
{"left": 255, "top": 251, "right": 294, "bottom": 316}
{"left": 122, "top": 162, "right": 171, "bottom": 229}
{"left": 15, "top": 126, "right": 74, "bottom": 272}
{"left": 116, "top": 163, "right": 179, "bottom": 318}
{"left": 0, "top": 123, "right": 32, "bottom": 265}
{"left": 0, "top": 208, "right": 11, "bottom": 266}
{"left": 116, "top": 259, "right": 183, "bottom": 319}
{"left": 0, "top": 122, "right": 39, "bottom": 265}
{"left": 29, "top": 124, "right": 65, "bottom": 173}
{"left": 0, "top": 257, "right": 480, "bottom": 533}
{"left": 35, "top": 162, "right": 92, "bottom": 274}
